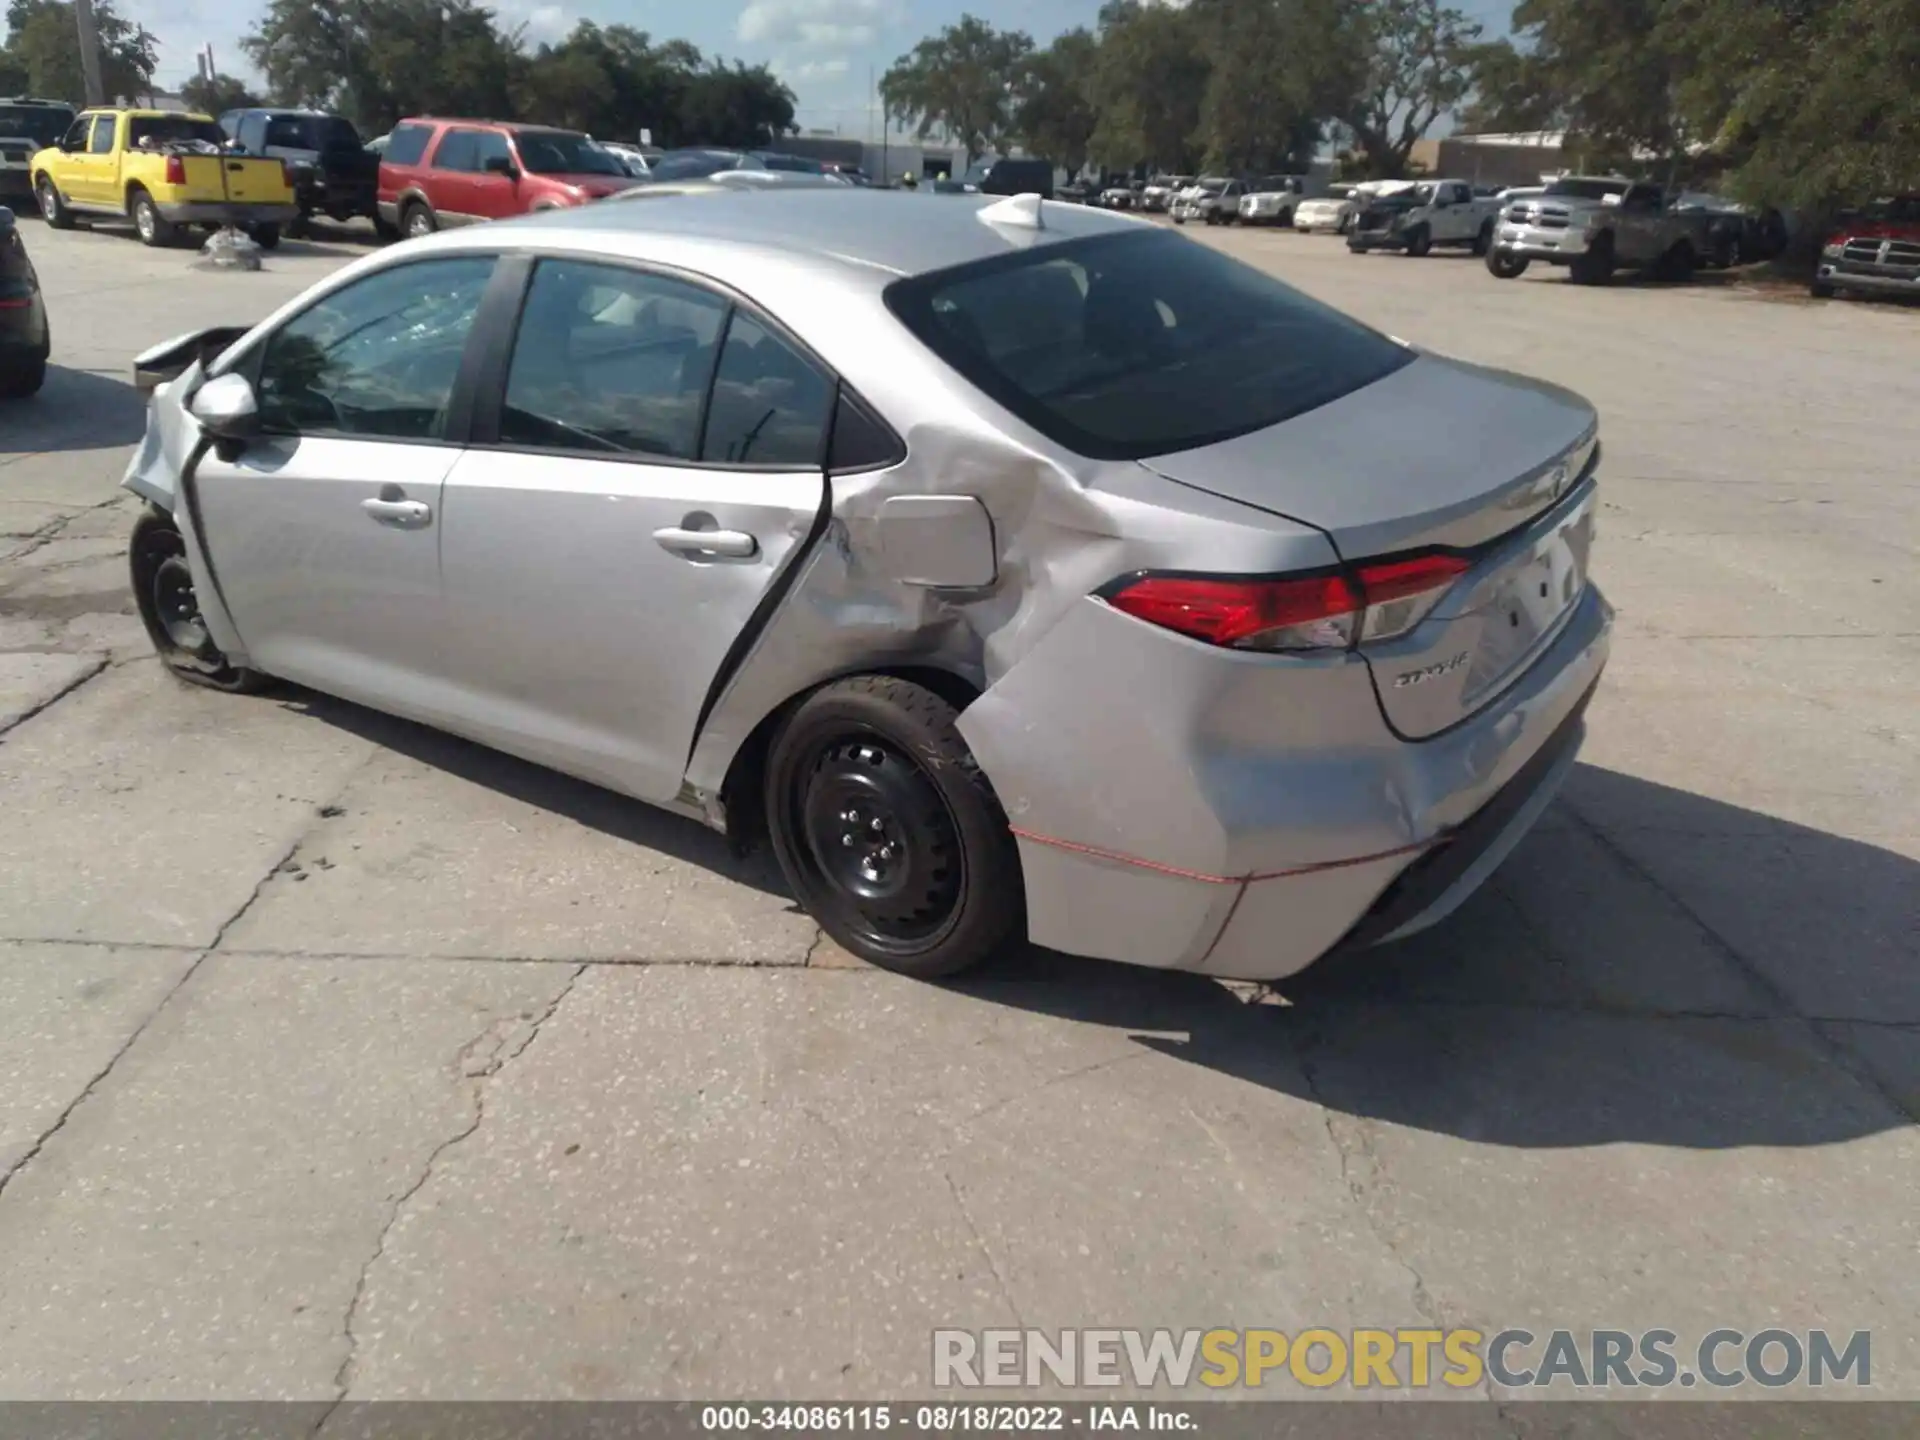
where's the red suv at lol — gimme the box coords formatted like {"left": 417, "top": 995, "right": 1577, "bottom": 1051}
{"left": 377, "top": 118, "right": 638, "bottom": 238}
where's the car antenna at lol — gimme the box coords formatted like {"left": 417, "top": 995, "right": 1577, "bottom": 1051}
{"left": 977, "top": 192, "right": 1045, "bottom": 232}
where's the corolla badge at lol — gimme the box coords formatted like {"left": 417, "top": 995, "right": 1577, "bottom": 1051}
{"left": 1394, "top": 651, "right": 1470, "bottom": 687}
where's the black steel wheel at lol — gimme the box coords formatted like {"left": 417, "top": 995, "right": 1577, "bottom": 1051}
{"left": 1485, "top": 249, "right": 1529, "bottom": 279}
{"left": 129, "top": 509, "right": 267, "bottom": 693}
{"left": 766, "top": 675, "right": 1023, "bottom": 978}
{"left": 1404, "top": 223, "right": 1432, "bottom": 258}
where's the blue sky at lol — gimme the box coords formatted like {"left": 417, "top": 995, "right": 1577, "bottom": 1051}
{"left": 117, "top": 0, "right": 1515, "bottom": 136}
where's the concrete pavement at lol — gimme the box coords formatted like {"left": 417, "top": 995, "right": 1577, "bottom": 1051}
{"left": 0, "top": 216, "right": 1914, "bottom": 1406}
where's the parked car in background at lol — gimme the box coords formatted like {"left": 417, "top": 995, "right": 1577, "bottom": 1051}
{"left": 960, "top": 156, "right": 1055, "bottom": 198}
{"left": 32, "top": 109, "right": 296, "bottom": 247}
{"left": 1293, "top": 183, "right": 1359, "bottom": 235}
{"left": 1237, "top": 175, "right": 1308, "bottom": 227}
{"left": 122, "top": 187, "right": 1609, "bottom": 983}
{"left": 0, "top": 204, "right": 49, "bottom": 397}
{"left": 1811, "top": 194, "right": 1920, "bottom": 302}
{"left": 601, "top": 172, "right": 851, "bottom": 204}
{"left": 1348, "top": 179, "right": 1501, "bottom": 257}
{"left": 1172, "top": 176, "right": 1246, "bottom": 225}
{"left": 599, "top": 142, "right": 653, "bottom": 177}
{"left": 1488, "top": 177, "right": 1716, "bottom": 283}
{"left": 643, "top": 148, "right": 831, "bottom": 183}
{"left": 1140, "top": 175, "right": 1190, "bottom": 213}
{"left": 1, "top": 98, "right": 75, "bottom": 208}
{"left": 220, "top": 108, "right": 379, "bottom": 233}
{"left": 364, "top": 133, "right": 389, "bottom": 157}
{"left": 378, "top": 118, "right": 639, "bottom": 237}
{"left": 1098, "top": 180, "right": 1139, "bottom": 210}
{"left": 1667, "top": 191, "right": 1789, "bottom": 268}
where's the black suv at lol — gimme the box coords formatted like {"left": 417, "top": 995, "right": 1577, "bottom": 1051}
{"left": 960, "top": 156, "right": 1055, "bottom": 199}
{"left": 1, "top": 204, "right": 49, "bottom": 398}
{"left": 1, "top": 98, "right": 75, "bottom": 207}
{"left": 220, "top": 108, "right": 379, "bottom": 232}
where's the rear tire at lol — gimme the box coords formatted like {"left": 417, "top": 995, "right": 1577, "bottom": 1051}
{"left": 250, "top": 223, "right": 281, "bottom": 250}
{"left": 402, "top": 200, "right": 436, "bottom": 239}
{"left": 1810, "top": 279, "right": 1836, "bottom": 299}
{"left": 129, "top": 189, "right": 176, "bottom": 247}
{"left": 1569, "top": 233, "right": 1615, "bottom": 285}
{"left": 0, "top": 355, "right": 46, "bottom": 399}
{"left": 130, "top": 510, "right": 268, "bottom": 693}
{"left": 35, "top": 175, "right": 73, "bottom": 229}
{"left": 1658, "top": 239, "right": 1695, "bottom": 282}
{"left": 765, "top": 675, "right": 1024, "bottom": 979}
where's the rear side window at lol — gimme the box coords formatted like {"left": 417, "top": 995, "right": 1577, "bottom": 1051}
{"left": 383, "top": 123, "right": 433, "bottom": 167}
{"left": 432, "top": 129, "right": 481, "bottom": 172}
{"left": 699, "top": 313, "right": 833, "bottom": 466}
{"left": 885, "top": 229, "right": 1413, "bottom": 461}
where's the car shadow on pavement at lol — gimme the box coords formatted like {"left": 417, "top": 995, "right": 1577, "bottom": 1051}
{"left": 955, "top": 764, "right": 1917, "bottom": 1151}
{"left": 1, "top": 365, "right": 147, "bottom": 452}
{"left": 285, "top": 689, "right": 794, "bottom": 898}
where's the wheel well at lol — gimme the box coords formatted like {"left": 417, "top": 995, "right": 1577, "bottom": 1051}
{"left": 126, "top": 180, "right": 149, "bottom": 205}
{"left": 716, "top": 665, "right": 985, "bottom": 858}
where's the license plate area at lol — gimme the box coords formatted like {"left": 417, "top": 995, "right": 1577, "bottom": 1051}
{"left": 1452, "top": 489, "right": 1593, "bottom": 708}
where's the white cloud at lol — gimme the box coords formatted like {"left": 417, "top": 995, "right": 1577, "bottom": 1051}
{"left": 777, "top": 56, "right": 853, "bottom": 82}
{"left": 736, "top": 0, "right": 893, "bottom": 49}
{"left": 501, "top": 2, "right": 570, "bottom": 43}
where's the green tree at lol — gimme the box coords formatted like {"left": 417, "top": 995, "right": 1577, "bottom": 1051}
{"left": 1087, "top": 0, "right": 1209, "bottom": 172}
{"left": 243, "top": 0, "right": 520, "bottom": 134}
{"left": 2, "top": 0, "right": 157, "bottom": 103}
{"left": 1012, "top": 27, "right": 1098, "bottom": 173}
{"left": 1504, "top": 0, "right": 1689, "bottom": 172}
{"left": 673, "top": 58, "right": 795, "bottom": 148}
{"left": 1454, "top": 38, "right": 1563, "bottom": 135}
{"left": 881, "top": 14, "right": 1034, "bottom": 165}
{"left": 1334, "top": 0, "right": 1482, "bottom": 178}
{"left": 181, "top": 72, "right": 264, "bottom": 117}
{"left": 1191, "top": 0, "right": 1346, "bottom": 173}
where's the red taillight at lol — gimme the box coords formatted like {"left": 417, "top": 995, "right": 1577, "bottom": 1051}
{"left": 164, "top": 155, "right": 185, "bottom": 185}
{"left": 1105, "top": 553, "right": 1470, "bottom": 652}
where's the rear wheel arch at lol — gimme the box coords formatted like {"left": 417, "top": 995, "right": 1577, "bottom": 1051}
{"left": 717, "top": 664, "right": 985, "bottom": 858}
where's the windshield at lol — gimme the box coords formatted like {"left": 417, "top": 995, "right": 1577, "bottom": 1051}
{"left": 1545, "top": 178, "right": 1629, "bottom": 201}
{"left": 514, "top": 131, "right": 626, "bottom": 176}
{"left": 1254, "top": 177, "right": 1297, "bottom": 192}
{"left": 0, "top": 104, "right": 73, "bottom": 145}
{"left": 1862, "top": 195, "right": 1920, "bottom": 223}
{"left": 129, "top": 115, "right": 227, "bottom": 149}
{"left": 885, "top": 228, "right": 1413, "bottom": 462}
{"left": 648, "top": 150, "right": 745, "bottom": 181}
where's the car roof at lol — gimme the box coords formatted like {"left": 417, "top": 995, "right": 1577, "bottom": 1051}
{"left": 427, "top": 185, "right": 1150, "bottom": 283}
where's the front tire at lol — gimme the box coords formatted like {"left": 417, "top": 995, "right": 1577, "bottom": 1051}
{"left": 1404, "top": 224, "right": 1432, "bottom": 258}
{"left": 250, "top": 222, "right": 281, "bottom": 250}
{"left": 130, "top": 510, "right": 267, "bottom": 693}
{"left": 1810, "top": 279, "right": 1836, "bottom": 299}
{"left": 765, "top": 675, "right": 1024, "bottom": 979}
{"left": 1569, "top": 233, "right": 1615, "bottom": 285}
{"left": 1485, "top": 249, "right": 1529, "bottom": 279}
{"left": 35, "top": 175, "right": 74, "bottom": 229}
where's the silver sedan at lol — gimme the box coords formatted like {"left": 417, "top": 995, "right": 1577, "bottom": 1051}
{"left": 123, "top": 188, "right": 1610, "bottom": 980}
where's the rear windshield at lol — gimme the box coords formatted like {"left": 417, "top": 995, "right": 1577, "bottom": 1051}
{"left": 129, "top": 115, "right": 227, "bottom": 149}
{"left": 885, "top": 229, "right": 1413, "bottom": 461}
{"left": 515, "top": 131, "right": 626, "bottom": 176}
{"left": 1544, "top": 178, "right": 1628, "bottom": 201}
{"left": 264, "top": 114, "right": 362, "bottom": 151}
{"left": 0, "top": 104, "right": 73, "bottom": 145}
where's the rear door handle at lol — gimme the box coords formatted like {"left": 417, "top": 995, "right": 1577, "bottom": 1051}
{"left": 652, "top": 526, "right": 757, "bottom": 559}
{"left": 362, "top": 497, "right": 431, "bottom": 527}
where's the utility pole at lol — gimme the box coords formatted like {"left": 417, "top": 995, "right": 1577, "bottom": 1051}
{"left": 74, "top": 0, "right": 108, "bottom": 106}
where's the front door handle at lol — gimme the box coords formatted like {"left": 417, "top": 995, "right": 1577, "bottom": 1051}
{"left": 362, "top": 497, "right": 431, "bottom": 527}
{"left": 652, "top": 526, "right": 757, "bottom": 559}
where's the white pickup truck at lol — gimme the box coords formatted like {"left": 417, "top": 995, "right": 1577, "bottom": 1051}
{"left": 1346, "top": 178, "right": 1503, "bottom": 257}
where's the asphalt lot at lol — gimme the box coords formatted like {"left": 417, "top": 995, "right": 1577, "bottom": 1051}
{"left": 1, "top": 212, "right": 1916, "bottom": 1409}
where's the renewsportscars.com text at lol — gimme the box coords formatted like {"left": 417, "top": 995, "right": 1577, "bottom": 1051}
{"left": 932, "top": 1327, "right": 1871, "bottom": 1391}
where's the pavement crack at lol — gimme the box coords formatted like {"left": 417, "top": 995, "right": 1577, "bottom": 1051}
{"left": 328, "top": 963, "right": 586, "bottom": 1414}
{"left": 0, "top": 949, "right": 210, "bottom": 1206}
{"left": 945, "top": 1169, "right": 1024, "bottom": 1329}
{"left": 0, "top": 653, "right": 108, "bottom": 739}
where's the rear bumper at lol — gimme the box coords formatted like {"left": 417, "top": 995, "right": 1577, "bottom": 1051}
{"left": 959, "top": 582, "right": 1613, "bottom": 981}
{"left": 155, "top": 201, "right": 298, "bottom": 226}
{"left": 1495, "top": 221, "right": 1591, "bottom": 262}
{"left": 1818, "top": 262, "right": 1920, "bottom": 297}
{"left": 292, "top": 174, "right": 376, "bottom": 216}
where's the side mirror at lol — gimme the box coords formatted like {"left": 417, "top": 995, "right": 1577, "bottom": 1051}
{"left": 483, "top": 155, "right": 519, "bottom": 180}
{"left": 189, "top": 372, "right": 260, "bottom": 440}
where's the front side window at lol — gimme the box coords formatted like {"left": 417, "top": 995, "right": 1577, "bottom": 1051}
{"left": 59, "top": 115, "right": 92, "bottom": 151}
{"left": 514, "top": 131, "right": 624, "bottom": 176}
{"left": 254, "top": 257, "right": 495, "bottom": 440}
{"left": 88, "top": 116, "right": 117, "bottom": 154}
{"left": 473, "top": 131, "right": 513, "bottom": 172}
{"left": 700, "top": 314, "right": 833, "bottom": 466}
{"left": 886, "top": 228, "right": 1413, "bottom": 461}
{"left": 500, "top": 260, "right": 729, "bottom": 458}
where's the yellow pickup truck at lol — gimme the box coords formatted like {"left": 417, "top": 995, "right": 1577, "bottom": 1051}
{"left": 31, "top": 108, "right": 297, "bottom": 248}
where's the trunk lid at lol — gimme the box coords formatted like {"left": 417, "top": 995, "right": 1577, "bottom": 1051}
{"left": 1139, "top": 352, "right": 1599, "bottom": 738}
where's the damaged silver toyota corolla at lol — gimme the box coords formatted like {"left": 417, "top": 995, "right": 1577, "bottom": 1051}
{"left": 123, "top": 188, "right": 1610, "bottom": 980}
